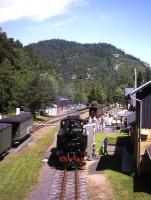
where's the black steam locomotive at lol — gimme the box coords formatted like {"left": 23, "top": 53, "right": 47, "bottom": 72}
{"left": 56, "top": 115, "right": 88, "bottom": 168}
{"left": 89, "top": 101, "right": 110, "bottom": 118}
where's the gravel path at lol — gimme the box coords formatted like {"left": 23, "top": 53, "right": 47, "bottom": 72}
{"left": 27, "top": 146, "right": 114, "bottom": 200}
{"left": 27, "top": 136, "right": 56, "bottom": 200}
{"left": 83, "top": 159, "right": 114, "bottom": 200}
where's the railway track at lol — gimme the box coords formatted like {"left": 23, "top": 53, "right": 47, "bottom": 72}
{"left": 32, "top": 109, "right": 88, "bottom": 133}
{"left": 60, "top": 168, "right": 79, "bottom": 200}
{"left": 49, "top": 168, "right": 88, "bottom": 200}
{"left": 6, "top": 109, "right": 88, "bottom": 156}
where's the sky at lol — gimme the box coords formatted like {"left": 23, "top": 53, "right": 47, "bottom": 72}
{"left": 0, "top": 0, "right": 151, "bottom": 65}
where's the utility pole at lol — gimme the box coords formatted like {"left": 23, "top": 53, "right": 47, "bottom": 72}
{"left": 134, "top": 68, "right": 137, "bottom": 89}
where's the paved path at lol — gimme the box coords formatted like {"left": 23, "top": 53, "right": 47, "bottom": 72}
{"left": 28, "top": 164, "right": 54, "bottom": 200}
{"left": 122, "top": 147, "right": 133, "bottom": 173}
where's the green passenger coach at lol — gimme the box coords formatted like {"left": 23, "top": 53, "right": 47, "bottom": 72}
{"left": 0, "top": 113, "right": 33, "bottom": 143}
{"left": 0, "top": 123, "right": 12, "bottom": 155}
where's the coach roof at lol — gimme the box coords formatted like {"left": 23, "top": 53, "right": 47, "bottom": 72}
{"left": 0, "top": 123, "right": 12, "bottom": 131}
{"left": 0, "top": 112, "right": 33, "bottom": 124}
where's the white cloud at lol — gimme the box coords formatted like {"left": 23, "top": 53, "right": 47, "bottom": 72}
{"left": 52, "top": 15, "right": 77, "bottom": 27}
{"left": 0, "top": 0, "right": 86, "bottom": 23}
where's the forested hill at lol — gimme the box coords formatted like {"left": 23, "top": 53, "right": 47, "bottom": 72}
{"left": 0, "top": 32, "right": 60, "bottom": 114}
{"left": 27, "top": 39, "right": 146, "bottom": 81}
{"left": 27, "top": 39, "right": 151, "bottom": 103}
{"left": 1, "top": 31, "right": 151, "bottom": 114}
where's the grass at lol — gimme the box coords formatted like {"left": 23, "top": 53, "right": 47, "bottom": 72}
{"left": 106, "top": 170, "right": 151, "bottom": 200}
{"left": 33, "top": 115, "right": 52, "bottom": 124}
{"left": 95, "top": 132, "right": 128, "bottom": 154}
{"left": 0, "top": 126, "right": 58, "bottom": 200}
{"left": 96, "top": 132, "right": 151, "bottom": 200}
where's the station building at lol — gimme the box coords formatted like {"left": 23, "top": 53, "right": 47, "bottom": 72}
{"left": 130, "top": 80, "right": 151, "bottom": 175}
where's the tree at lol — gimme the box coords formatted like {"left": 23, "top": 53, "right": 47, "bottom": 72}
{"left": 88, "top": 81, "right": 106, "bottom": 104}
{"left": 137, "top": 71, "right": 143, "bottom": 87}
{"left": 24, "top": 73, "right": 58, "bottom": 117}
{"left": 145, "top": 67, "right": 151, "bottom": 82}
{"left": 0, "top": 59, "right": 16, "bottom": 113}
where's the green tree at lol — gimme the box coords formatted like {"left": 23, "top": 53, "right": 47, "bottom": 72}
{"left": 137, "top": 71, "right": 143, "bottom": 87}
{"left": 144, "top": 67, "right": 151, "bottom": 82}
{"left": 88, "top": 81, "right": 106, "bottom": 104}
{"left": 0, "top": 59, "right": 16, "bottom": 113}
{"left": 24, "top": 73, "right": 58, "bottom": 117}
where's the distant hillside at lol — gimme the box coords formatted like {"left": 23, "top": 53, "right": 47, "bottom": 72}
{"left": 27, "top": 39, "right": 147, "bottom": 82}
{"left": 1, "top": 31, "right": 151, "bottom": 113}
{"left": 26, "top": 39, "right": 151, "bottom": 103}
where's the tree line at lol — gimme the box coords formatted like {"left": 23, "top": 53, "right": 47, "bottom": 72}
{"left": 0, "top": 32, "right": 151, "bottom": 115}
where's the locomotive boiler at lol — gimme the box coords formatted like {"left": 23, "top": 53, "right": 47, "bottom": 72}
{"left": 56, "top": 115, "right": 88, "bottom": 168}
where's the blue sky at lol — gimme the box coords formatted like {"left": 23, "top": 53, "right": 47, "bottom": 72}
{"left": 0, "top": 0, "right": 151, "bottom": 65}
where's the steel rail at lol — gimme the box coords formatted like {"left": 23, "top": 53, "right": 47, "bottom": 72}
{"left": 75, "top": 168, "right": 79, "bottom": 200}
{"left": 60, "top": 169, "right": 67, "bottom": 200}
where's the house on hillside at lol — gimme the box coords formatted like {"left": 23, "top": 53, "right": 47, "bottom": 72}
{"left": 113, "top": 53, "right": 120, "bottom": 58}
{"left": 112, "top": 64, "right": 119, "bottom": 71}
{"left": 130, "top": 80, "right": 151, "bottom": 175}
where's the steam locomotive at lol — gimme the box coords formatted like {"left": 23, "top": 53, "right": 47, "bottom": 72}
{"left": 56, "top": 115, "right": 88, "bottom": 168}
{"left": 89, "top": 101, "right": 110, "bottom": 118}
